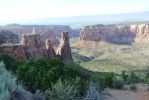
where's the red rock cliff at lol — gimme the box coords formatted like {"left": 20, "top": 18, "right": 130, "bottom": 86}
{"left": 56, "top": 32, "right": 73, "bottom": 63}
{"left": 80, "top": 24, "right": 149, "bottom": 44}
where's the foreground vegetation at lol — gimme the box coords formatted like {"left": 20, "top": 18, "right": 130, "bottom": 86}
{"left": 0, "top": 54, "right": 149, "bottom": 100}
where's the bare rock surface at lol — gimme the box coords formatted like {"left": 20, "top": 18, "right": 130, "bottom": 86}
{"left": 45, "top": 39, "right": 56, "bottom": 58}
{"left": 0, "top": 30, "right": 19, "bottom": 45}
{"left": 80, "top": 24, "right": 149, "bottom": 45}
{"left": 56, "top": 32, "right": 73, "bottom": 63}
{"left": 42, "top": 29, "right": 59, "bottom": 47}
{"left": 21, "top": 34, "right": 49, "bottom": 59}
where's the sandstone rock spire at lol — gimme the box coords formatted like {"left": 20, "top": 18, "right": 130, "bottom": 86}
{"left": 45, "top": 39, "right": 56, "bottom": 58}
{"left": 56, "top": 32, "right": 73, "bottom": 63}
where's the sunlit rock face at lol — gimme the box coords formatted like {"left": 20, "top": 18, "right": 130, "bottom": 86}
{"left": 80, "top": 24, "right": 149, "bottom": 45}
{"left": 21, "top": 34, "right": 50, "bottom": 59}
{"left": 56, "top": 32, "right": 73, "bottom": 63}
{"left": 42, "top": 29, "right": 59, "bottom": 47}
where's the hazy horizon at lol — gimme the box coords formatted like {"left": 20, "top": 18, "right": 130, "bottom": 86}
{"left": 0, "top": 0, "right": 149, "bottom": 25}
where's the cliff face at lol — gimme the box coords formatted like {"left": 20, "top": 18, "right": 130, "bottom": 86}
{"left": 0, "top": 30, "right": 19, "bottom": 45}
{"left": 80, "top": 24, "right": 149, "bottom": 44}
{"left": 56, "top": 32, "right": 73, "bottom": 63}
{"left": 42, "top": 29, "right": 59, "bottom": 47}
{"left": 1, "top": 25, "right": 72, "bottom": 37}
{"left": 0, "top": 31, "right": 72, "bottom": 62}
{"left": 21, "top": 34, "right": 51, "bottom": 59}
{"left": 0, "top": 44, "right": 26, "bottom": 60}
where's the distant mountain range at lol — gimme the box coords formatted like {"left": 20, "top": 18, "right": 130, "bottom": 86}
{"left": 25, "top": 11, "right": 148, "bottom": 28}
{"left": 2, "top": 11, "right": 149, "bottom": 29}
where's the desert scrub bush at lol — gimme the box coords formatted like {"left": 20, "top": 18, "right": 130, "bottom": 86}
{"left": 121, "top": 70, "right": 128, "bottom": 82}
{"left": 126, "top": 72, "right": 140, "bottom": 84}
{"left": 45, "top": 79, "right": 79, "bottom": 100}
{"left": 0, "top": 61, "right": 16, "bottom": 100}
{"left": 0, "top": 61, "right": 45, "bottom": 100}
{"left": 16, "top": 58, "right": 79, "bottom": 92}
{"left": 112, "top": 76, "right": 124, "bottom": 89}
{"left": 0, "top": 54, "right": 18, "bottom": 73}
{"left": 129, "top": 84, "right": 137, "bottom": 91}
{"left": 145, "top": 72, "right": 149, "bottom": 84}
{"left": 97, "top": 72, "right": 114, "bottom": 89}
{"left": 84, "top": 82, "right": 102, "bottom": 100}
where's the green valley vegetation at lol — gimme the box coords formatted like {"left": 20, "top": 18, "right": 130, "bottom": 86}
{"left": 0, "top": 52, "right": 149, "bottom": 99}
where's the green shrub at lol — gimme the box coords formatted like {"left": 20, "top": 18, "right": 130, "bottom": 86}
{"left": 122, "top": 70, "right": 128, "bottom": 82}
{"left": 84, "top": 82, "right": 101, "bottom": 100}
{"left": 98, "top": 73, "right": 114, "bottom": 88}
{"left": 0, "top": 54, "right": 18, "bottom": 73}
{"left": 16, "top": 58, "right": 79, "bottom": 92}
{"left": 112, "top": 76, "right": 124, "bottom": 89}
{"left": 130, "top": 84, "right": 137, "bottom": 91}
{"left": 45, "top": 79, "right": 79, "bottom": 100}
{"left": 126, "top": 72, "right": 140, "bottom": 84}
{"left": 145, "top": 72, "right": 149, "bottom": 84}
{"left": 0, "top": 61, "right": 45, "bottom": 100}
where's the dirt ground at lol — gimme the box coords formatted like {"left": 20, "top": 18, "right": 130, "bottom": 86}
{"left": 101, "top": 84, "right": 149, "bottom": 100}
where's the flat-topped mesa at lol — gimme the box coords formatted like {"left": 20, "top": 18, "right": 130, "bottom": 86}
{"left": 56, "top": 32, "right": 73, "bottom": 63}
{"left": 80, "top": 24, "right": 149, "bottom": 45}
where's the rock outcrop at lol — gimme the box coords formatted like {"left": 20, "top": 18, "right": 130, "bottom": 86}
{"left": 56, "top": 32, "right": 73, "bottom": 63}
{"left": 80, "top": 24, "right": 149, "bottom": 44}
{"left": 0, "top": 44, "right": 26, "bottom": 60}
{"left": 21, "top": 34, "right": 51, "bottom": 59}
{"left": 42, "top": 29, "right": 59, "bottom": 47}
{"left": 45, "top": 39, "right": 56, "bottom": 58}
{"left": 0, "top": 30, "right": 19, "bottom": 45}
{"left": 0, "top": 30, "right": 73, "bottom": 62}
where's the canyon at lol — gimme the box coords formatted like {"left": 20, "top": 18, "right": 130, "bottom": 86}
{"left": 80, "top": 24, "right": 149, "bottom": 45}
{"left": 0, "top": 29, "right": 72, "bottom": 63}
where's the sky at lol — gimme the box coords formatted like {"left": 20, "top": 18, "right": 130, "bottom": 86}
{"left": 0, "top": 0, "right": 149, "bottom": 24}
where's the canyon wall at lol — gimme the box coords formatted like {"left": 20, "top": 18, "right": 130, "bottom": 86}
{"left": 0, "top": 30, "right": 18, "bottom": 45}
{"left": 0, "top": 31, "right": 72, "bottom": 63}
{"left": 0, "top": 25, "right": 72, "bottom": 37}
{"left": 80, "top": 24, "right": 149, "bottom": 44}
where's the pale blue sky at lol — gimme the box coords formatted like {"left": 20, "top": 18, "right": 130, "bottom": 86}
{"left": 0, "top": 0, "right": 149, "bottom": 22}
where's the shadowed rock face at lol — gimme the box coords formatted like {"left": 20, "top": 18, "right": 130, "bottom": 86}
{"left": 0, "top": 31, "right": 73, "bottom": 63}
{"left": 56, "top": 32, "right": 73, "bottom": 63}
{"left": 0, "top": 30, "right": 19, "bottom": 45}
{"left": 21, "top": 34, "right": 50, "bottom": 59}
{"left": 80, "top": 24, "right": 149, "bottom": 44}
{"left": 45, "top": 39, "right": 56, "bottom": 58}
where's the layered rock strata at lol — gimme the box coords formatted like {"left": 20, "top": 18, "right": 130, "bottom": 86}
{"left": 80, "top": 24, "right": 149, "bottom": 44}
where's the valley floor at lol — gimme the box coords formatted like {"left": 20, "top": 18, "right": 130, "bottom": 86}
{"left": 70, "top": 37, "right": 149, "bottom": 73}
{"left": 101, "top": 84, "right": 149, "bottom": 100}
